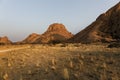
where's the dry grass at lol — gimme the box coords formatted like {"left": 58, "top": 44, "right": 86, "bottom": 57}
{"left": 63, "top": 68, "right": 69, "bottom": 80}
{"left": 0, "top": 43, "right": 120, "bottom": 80}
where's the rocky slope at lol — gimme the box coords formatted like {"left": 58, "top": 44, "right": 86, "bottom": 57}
{"left": 0, "top": 36, "right": 12, "bottom": 44}
{"left": 69, "top": 2, "right": 120, "bottom": 43}
{"left": 22, "top": 23, "right": 73, "bottom": 44}
{"left": 21, "top": 33, "right": 41, "bottom": 44}
{"left": 35, "top": 23, "right": 73, "bottom": 43}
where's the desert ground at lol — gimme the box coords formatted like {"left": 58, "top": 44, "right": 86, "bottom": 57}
{"left": 0, "top": 43, "right": 120, "bottom": 80}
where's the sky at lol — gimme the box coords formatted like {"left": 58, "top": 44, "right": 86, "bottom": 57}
{"left": 0, "top": 0, "right": 119, "bottom": 42}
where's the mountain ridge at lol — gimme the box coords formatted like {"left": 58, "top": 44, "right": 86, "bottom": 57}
{"left": 68, "top": 2, "right": 120, "bottom": 43}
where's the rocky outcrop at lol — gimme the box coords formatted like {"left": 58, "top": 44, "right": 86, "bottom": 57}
{"left": 0, "top": 36, "right": 12, "bottom": 45}
{"left": 21, "top": 23, "right": 73, "bottom": 44}
{"left": 69, "top": 2, "right": 120, "bottom": 43}
{"left": 21, "top": 33, "right": 41, "bottom": 44}
{"left": 34, "top": 23, "right": 73, "bottom": 44}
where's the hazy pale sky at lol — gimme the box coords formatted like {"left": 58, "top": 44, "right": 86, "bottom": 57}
{"left": 0, "top": 0, "right": 119, "bottom": 42}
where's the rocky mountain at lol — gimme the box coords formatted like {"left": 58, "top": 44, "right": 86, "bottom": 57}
{"left": 0, "top": 36, "right": 12, "bottom": 45}
{"left": 21, "top": 33, "right": 41, "bottom": 44}
{"left": 69, "top": 2, "right": 120, "bottom": 43}
{"left": 22, "top": 23, "right": 73, "bottom": 44}
{"left": 36, "top": 23, "right": 73, "bottom": 43}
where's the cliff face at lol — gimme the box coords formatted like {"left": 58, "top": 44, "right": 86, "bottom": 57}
{"left": 0, "top": 36, "right": 12, "bottom": 44}
{"left": 21, "top": 23, "right": 73, "bottom": 44}
{"left": 69, "top": 2, "right": 120, "bottom": 43}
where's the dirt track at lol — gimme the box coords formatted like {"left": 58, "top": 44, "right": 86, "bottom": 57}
{"left": 0, "top": 46, "right": 29, "bottom": 53}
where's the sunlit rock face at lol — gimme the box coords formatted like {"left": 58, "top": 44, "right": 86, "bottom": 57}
{"left": 21, "top": 33, "right": 41, "bottom": 44}
{"left": 35, "top": 23, "right": 73, "bottom": 44}
{"left": 0, "top": 36, "right": 12, "bottom": 44}
{"left": 21, "top": 23, "right": 73, "bottom": 44}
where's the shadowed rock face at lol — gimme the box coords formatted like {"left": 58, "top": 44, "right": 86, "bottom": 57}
{"left": 69, "top": 2, "right": 120, "bottom": 43}
{"left": 21, "top": 23, "right": 73, "bottom": 44}
{"left": 0, "top": 36, "right": 12, "bottom": 44}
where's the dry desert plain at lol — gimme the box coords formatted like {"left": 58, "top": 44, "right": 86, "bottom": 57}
{"left": 0, "top": 43, "right": 120, "bottom": 80}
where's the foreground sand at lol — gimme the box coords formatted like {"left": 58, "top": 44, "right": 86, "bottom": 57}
{"left": 0, "top": 44, "right": 120, "bottom": 80}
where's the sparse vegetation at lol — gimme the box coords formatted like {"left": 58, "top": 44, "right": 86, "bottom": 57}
{"left": 63, "top": 68, "right": 69, "bottom": 80}
{"left": 0, "top": 44, "right": 120, "bottom": 80}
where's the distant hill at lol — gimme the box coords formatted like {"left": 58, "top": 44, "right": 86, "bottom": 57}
{"left": 0, "top": 36, "right": 12, "bottom": 45}
{"left": 69, "top": 2, "right": 120, "bottom": 43}
{"left": 21, "top": 33, "right": 41, "bottom": 44}
{"left": 21, "top": 23, "right": 73, "bottom": 44}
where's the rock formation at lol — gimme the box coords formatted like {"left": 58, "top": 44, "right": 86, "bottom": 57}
{"left": 21, "top": 33, "right": 41, "bottom": 44}
{"left": 22, "top": 23, "right": 73, "bottom": 44}
{"left": 69, "top": 2, "right": 120, "bottom": 43}
{"left": 36, "top": 23, "right": 73, "bottom": 43}
{"left": 0, "top": 36, "right": 12, "bottom": 45}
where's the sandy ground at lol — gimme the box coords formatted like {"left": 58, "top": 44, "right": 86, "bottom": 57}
{"left": 0, "top": 44, "right": 120, "bottom": 80}
{"left": 0, "top": 47, "right": 28, "bottom": 53}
